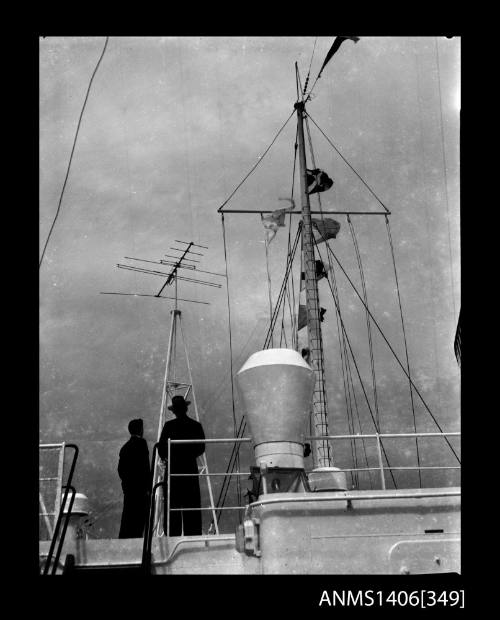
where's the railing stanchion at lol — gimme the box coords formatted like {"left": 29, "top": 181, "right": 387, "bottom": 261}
{"left": 167, "top": 438, "right": 171, "bottom": 538}
{"left": 375, "top": 433, "right": 386, "bottom": 490}
{"left": 51, "top": 485, "right": 76, "bottom": 574}
{"left": 141, "top": 443, "right": 159, "bottom": 573}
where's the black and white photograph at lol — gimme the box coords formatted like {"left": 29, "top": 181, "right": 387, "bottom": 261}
{"left": 39, "top": 36, "right": 461, "bottom": 591}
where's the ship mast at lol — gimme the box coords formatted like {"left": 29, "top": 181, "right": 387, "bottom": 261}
{"left": 294, "top": 97, "right": 333, "bottom": 469}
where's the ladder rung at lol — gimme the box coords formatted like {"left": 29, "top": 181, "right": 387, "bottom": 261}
{"left": 39, "top": 477, "right": 60, "bottom": 481}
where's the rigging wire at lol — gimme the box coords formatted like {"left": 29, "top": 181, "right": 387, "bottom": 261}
{"left": 305, "top": 38, "right": 328, "bottom": 102}
{"left": 220, "top": 214, "right": 242, "bottom": 512}
{"left": 343, "top": 333, "right": 375, "bottom": 489}
{"left": 213, "top": 117, "right": 301, "bottom": 527}
{"left": 305, "top": 99, "right": 457, "bottom": 464}
{"left": 214, "top": 214, "right": 300, "bottom": 524}
{"left": 264, "top": 234, "right": 274, "bottom": 348}
{"left": 287, "top": 128, "right": 299, "bottom": 348}
{"left": 303, "top": 37, "right": 318, "bottom": 96}
{"left": 202, "top": 319, "right": 263, "bottom": 415}
{"left": 326, "top": 246, "right": 373, "bottom": 489}
{"left": 331, "top": 268, "right": 360, "bottom": 488}
{"left": 306, "top": 113, "right": 391, "bottom": 214}
{"left": 212, "top": 416, "right": 247, "bottom": 527}
{"left": 385, "top": 215, "right": 421, "bottom": 488}
{"left": 322, "top": 240, "right": 461, "bottom": 465}
{"left": 286, "top": 127, "right": 299, "bottom": 349}
{"left": 40, "top": 36, "right": 109, "bottom": 269}
{"left": 347, "top": 216, "right": 381, "bottom": 431}
{"left": 313, "top": 237, "right": 397, "bottom": 488}
{"left": 327, "top": 244, "right": 374, "bottom": 488}
{"left": 217, "top": 110, "right": 296, "bottom": 212}
{"left": 211, "top": 226, "right": 302, "bottom": 528}
{"left": 264, "top": 226, "right": 302, "bottom": 348}
{"left": 295, "top": 60, "right": 301, "bottom": 101}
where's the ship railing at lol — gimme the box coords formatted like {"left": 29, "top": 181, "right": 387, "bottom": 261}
{"left": 305, "top": 432, "right": 461, "bottom": 490}
{"left": 39, "top": 443, "right": 79, "bottom": 575}
{"left": 143, "top": 432, "right": 460, "bottom": 561}
{"left": 159, "top": 437, "right": 251, "bottom": 528}
{"left": 143, "top": 439, "right": 251, "bottom": 572}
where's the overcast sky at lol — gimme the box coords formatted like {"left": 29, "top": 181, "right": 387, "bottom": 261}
{"left": 39, "top": 36, "right": 460, "bottom": 537}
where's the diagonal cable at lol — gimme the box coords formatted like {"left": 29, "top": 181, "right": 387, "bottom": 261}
{"left": 40, "top": 37, "right": 109, "bottom": 268}
{"left": 306, "top": 112, "right": 391, "bottom": 214}
{"left": 217, "top": 110, "right": 295, "bottom": 212}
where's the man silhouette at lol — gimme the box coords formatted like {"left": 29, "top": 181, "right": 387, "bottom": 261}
{"left": 118, "top": 418, "right": 150, "bottom": 538}
{"left": 158, "top": 395, "right": 205, "bottom": 535}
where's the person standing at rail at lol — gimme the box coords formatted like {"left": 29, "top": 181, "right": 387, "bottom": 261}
{"left": 118, "top": 418, "right": 150, "bottom": 538}
{"left": 158, "top": 395, "right": 206, "bottom": 535}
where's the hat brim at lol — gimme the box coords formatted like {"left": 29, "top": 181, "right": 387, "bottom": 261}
{"left": 168, "top": 401, "right": 191, "bottom": 410}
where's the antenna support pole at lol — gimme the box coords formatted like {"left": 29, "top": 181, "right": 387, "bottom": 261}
{"left": 152, "top": 307, "right": 219, "bottom": 536}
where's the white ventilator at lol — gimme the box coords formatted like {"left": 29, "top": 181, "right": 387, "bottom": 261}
{"left": 236, "top": 348, "right": 315, "bottom": 469}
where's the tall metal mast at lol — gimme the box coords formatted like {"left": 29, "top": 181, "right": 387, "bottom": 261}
{"left": 294, "top": 97, "right": 333, "bottom": 469}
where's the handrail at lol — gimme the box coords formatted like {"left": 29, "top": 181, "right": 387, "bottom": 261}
{"left": 141, "top": 442, "right": 160, "bottom": 574}
{"left": 160, "top": 534, "right": 236, "bottom": 566}
{"left": 52, "top": 485, "right": 76, "bottom": 574}
{"left": 305, "top": 433, "right": 460, "bottom": 490}
{"left": 305, "top": 432, "right": 461, "bottom": 440}
{"left": 142, "top": 481, "right": 163, "bottom": 574}
{"left": 42, "top": 443, "right": 79, "bottom": 575}
{"left": 142, "top": 432, "right": 461, "bottom": 550}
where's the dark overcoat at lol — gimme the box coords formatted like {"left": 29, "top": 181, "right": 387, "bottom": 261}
{"left": 118, "top": 435, "right": 150, "bottom": 538}
{"left": 158, "top": 415, "right": 205, "bottom": 535}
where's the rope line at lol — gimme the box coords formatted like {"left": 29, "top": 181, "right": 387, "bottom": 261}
{"left": 211, "top": 227, "right": 302, "bottom": 527}
{"left": 306, "top": 113, "right": 391, "bottom": 214}
{"left": 264, "top": 234, "right": 274, "bottom": 348}
{"left": 211, "top": 417, "right": 247, "bottom": 528}
{"left": 202, "top": 320, "right": 263, "bottom": 415}
{"left": 328, "top": 253, "right": 373, "bottom": 489}
{"left": 344, "top": 335, "right": 375, "bottom": 489}
{"left": 287, "top": 128, "right": 299, "bottom": 349}
{"left": 323, "top": 240, "right": 461, "bottom": 464}
{"left": 220, "top": 214, "right": 242, "bottom": 512}
{"left": 313, "top": 237, "right": 397, "bottom": 488}
{"left": 348, "top": 216, "right": 381, "bottom": 430}
{"left": 264, "top": 226, "right": 302, "bottom": 348}
{"left": 213, "top": 120, "right": 301, "bottom": 527}
{"left": 328, "top": 257, "right": 373, "bottom": 488}
{"left": 40, "top": 36, "right": 109, "bottom": 268}
{"left": 330, "top": 265, "right": 360, "bottom": 488}
{"left": 385, "top": 215, "right": 421, "bottom": 487}
{"left": 303, "top": 37, "right": 318, "bottom": 96}
{"left": 217, "top": 110, "right": 296, "bottom": 212}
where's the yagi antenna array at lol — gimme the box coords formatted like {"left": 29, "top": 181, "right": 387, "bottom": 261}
{"left": 100, "top": 239, "right": 225, "bottom": 305}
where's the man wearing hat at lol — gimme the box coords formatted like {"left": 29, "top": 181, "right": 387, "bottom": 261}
{"left": 118, "top": 418, "right": 150, "bottom": 538}
{"left": 158, "top": 395, "right": 206, "bottom": 535}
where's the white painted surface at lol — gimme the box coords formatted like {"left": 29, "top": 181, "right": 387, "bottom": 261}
{"left": 237, "top": 348, "right": 312, "bottom": 373}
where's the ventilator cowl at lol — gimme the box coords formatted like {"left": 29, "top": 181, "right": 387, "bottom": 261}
{"left": 236, "top": 348, "right": 315, "bottom": 468}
